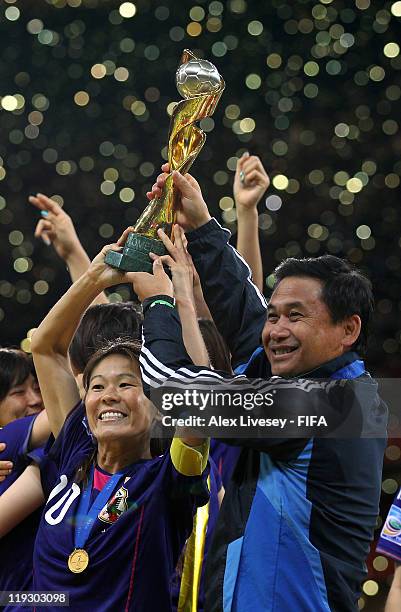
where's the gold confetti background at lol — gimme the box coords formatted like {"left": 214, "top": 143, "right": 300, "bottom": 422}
{"left": 0, "top": 1, "right": 400, "bottom": 606}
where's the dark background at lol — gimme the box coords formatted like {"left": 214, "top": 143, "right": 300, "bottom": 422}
{"left": 0, "top": 0, "right": 400, "bottom": 607}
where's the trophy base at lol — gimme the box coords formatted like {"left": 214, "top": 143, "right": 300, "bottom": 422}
{"left": 105, "top": 233, "right": 167, "bottom": 273}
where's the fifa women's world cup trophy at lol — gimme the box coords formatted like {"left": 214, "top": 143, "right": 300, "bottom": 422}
{"left": 105, "top": 49, "right": 225, "bottom": 272}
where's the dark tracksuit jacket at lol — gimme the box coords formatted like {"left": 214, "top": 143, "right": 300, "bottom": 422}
{"left": 140, "top": 218, "right": 387, "bottom": 612}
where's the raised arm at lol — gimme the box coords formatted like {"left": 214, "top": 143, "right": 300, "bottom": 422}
{"left": 234, "top": 153, "right": 270, "bottom": 293}
{"left": 28, "top": 409, "right": 51, "bottom": 450}
{"left": 386, "top": 565, "right": 401, "bottom": 612}
{"left": 127, "top": 254, "right": 210, "bottom": 448}
{"left": 0, "top": 463, "right": 44, "bottom": 538}
{"left": 31, "top": 241, "right": 133, "bottom": 437}
{"left": 148, "top": 169, "right": 267, "bottom": 369}
{"left": 28, "top": 193, "right": 108, "bottom": 304}
{"left": 152, "top": 225, "right": 210, "bottom": 368}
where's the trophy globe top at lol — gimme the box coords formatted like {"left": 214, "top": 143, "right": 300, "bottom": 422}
{"left": 176, "top": 59, "right": 222, "bottom": 99}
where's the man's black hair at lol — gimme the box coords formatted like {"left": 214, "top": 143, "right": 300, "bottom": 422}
{"left": 273, "top": 255, "right": 374, "bottom": 354}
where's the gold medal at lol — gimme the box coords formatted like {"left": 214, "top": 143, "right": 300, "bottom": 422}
{"left": 68, "top": 548, "right": 89, "bottom": 573}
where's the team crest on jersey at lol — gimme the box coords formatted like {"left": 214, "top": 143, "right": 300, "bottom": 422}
{"left": 382, "top": 514, "right": 401, "bottom": 538}
{"left": 98, "top": 486, "right": 129, "bottom": 524}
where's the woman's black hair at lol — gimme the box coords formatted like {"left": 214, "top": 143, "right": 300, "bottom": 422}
{"left": 69, "top": 301, "right": 142, "bottom": 374}
{"left": 0, "top": 348, "right": 35, "bottom": 401}
{"left": 82, "top": 340, "right": 142, "bottom": 393}
{"left": 198, "top": 319, "right": 232, "bottom": 373}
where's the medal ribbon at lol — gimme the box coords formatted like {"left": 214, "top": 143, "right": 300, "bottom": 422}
{"left": 74, "top": 464, "right": 124, "bottom": 551}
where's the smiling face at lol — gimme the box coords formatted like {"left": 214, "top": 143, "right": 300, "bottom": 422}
{"left": 0, "top": 374, "right": 43, "bottom": 427}
{"left": 262, "top": 276, "right": 351, "bottom": 377}
{"left": 85, "top": 354, "right": 154, "bottom": 445}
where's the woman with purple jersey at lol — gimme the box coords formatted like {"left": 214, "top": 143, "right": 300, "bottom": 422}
{"left": 0, "top": 349, "right": 49, "bottom": 608}
{"left": 0, "top": 349, "right": 43, "bottom": 426}
{"left": 23, "top": 233, "right": 209, "bottom": 611}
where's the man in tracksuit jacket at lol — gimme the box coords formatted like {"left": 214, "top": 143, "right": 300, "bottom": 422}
{"left": 133, "top": 171, "right": 387, "bottom": 611}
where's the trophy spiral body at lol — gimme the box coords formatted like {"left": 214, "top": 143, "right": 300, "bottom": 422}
{"left": 105, "top": 50, "right": 225, "bottom": 272}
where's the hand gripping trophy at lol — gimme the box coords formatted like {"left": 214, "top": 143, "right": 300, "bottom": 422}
{"left": 105, "top": 49, "right": 225, "bottom": 272}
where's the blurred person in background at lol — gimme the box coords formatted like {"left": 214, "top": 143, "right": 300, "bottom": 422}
{"left": 234, "top": 152, "right": 269, "bottom": 294}
{"left": 28, "top": 192, "right": 108, "bottom": 304}
{"left": 376, "top": 488, "right": 401, "bottom": 611}
{"left": 0, "top": 348, "right": 48, "bottom": 608}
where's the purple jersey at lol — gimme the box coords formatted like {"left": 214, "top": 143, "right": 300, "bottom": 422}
{"left": 35, "top": 403, "right": 209, "bottom": 611}
{"left": 377, "top": 487, "right": 401, "bottom": 562}
{"left": 0, "top": 415, "right": 44, "bottom": 609}
{"left": 210, "top": 439, "right": 241, "bottom": 488}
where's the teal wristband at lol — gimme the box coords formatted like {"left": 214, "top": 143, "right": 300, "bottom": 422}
{"left": 149, "top": 299, "right": 175, "bottom": 309}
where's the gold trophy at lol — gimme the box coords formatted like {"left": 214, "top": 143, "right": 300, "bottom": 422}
{"left": 105, "top": 50, "right": 225, "bottom": 272}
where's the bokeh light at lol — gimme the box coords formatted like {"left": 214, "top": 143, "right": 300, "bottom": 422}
{"left": 0, "top": 12, "right": 399, "bottom": 609}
